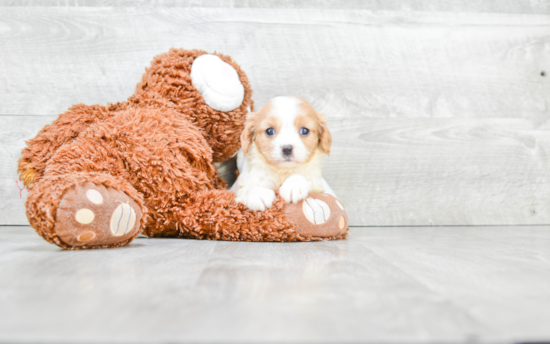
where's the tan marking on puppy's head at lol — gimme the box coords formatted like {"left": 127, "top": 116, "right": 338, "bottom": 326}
{"left": 241, "top": 101, "right": 278, "bottom": 156}
{"left": 317, "top": 112, "right": 332, "bottom": 156}
{"left": 242, "top": 96, "right": 332, "bottom": 167}
{"left": 240, "top": 114, "right": 254, "bottom": 156}
{"left": 295, "top": 100, "right": 332, "bottom": 157}
{"left": 251, "top": 110, "right": 282, "bottom": 165}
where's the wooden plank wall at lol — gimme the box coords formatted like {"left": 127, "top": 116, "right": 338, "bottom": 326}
{"left": 1, "top": 3, "right": 549, "bottom": 226}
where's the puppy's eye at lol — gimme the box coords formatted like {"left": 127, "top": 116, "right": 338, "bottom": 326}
{"left": 265, "top": 128, "right": 275, "bottom": 136}
{"left": 300, "top": 127, "right": 310, "bottom": 136}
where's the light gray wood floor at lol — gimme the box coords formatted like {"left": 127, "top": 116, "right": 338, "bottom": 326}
{"left": 1, "top": 226, "right": 549, "bottom": 343}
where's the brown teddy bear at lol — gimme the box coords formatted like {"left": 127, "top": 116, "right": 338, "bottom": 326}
{"left": 18, "top": 48, "right": 348, "bottom": 250}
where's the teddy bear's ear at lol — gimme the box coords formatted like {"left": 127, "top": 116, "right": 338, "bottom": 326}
{"left": 190, "top": 54, "right": 245, "bottom": 112}
{"left": 317, "top": 112, "right": 332, "bottom": 156}
{"left": 241, "top": 112, "right": 256, "bottom": 155}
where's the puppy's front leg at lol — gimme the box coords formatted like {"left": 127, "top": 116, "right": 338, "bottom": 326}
{"left": 279, "top": 174, "right": 312, "bottom": 204}
{"left": 236, "top": 186, "right": 276, "bottom": 211}
{"left": 234, "top": 159, "right": 277, "bottom": 211}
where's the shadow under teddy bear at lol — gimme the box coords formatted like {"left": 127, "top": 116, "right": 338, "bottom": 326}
{"left": 18, "top": 48, "right": 348, "bottom": 250}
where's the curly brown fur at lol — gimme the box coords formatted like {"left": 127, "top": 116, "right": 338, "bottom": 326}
{"left": 18, "top": 104, "right": 113, "bottom": 187}
{"left": 134, "top": 48, "right": 254, "bottom": 162}
{"left": 18, "top": 49, "right": 253, "bottom": 187}
{"left": 147, "top": 189, "right": 348, "bottom": 242}
{"left": 19, "top": 48, "right": 347, "bottom": 249}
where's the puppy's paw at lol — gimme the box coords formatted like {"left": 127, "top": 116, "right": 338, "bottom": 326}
{"left": 236, "top": 186, "right": 276, "bottom": 211}
{"left": 279, "top": 174, "right": 311, "bottom": 204}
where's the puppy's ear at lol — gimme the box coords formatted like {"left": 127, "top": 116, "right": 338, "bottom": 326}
{"left": 241, "top": 112, "right": 256, "bottom": 155}
{"left": 317, "top": 112, "right": 332, "bottom": 156}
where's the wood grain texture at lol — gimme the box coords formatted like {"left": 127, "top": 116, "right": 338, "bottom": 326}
{"left": 1, "top": 7, "right": 550, "bottom": 226}
{"left": 3, "top": 115, "right": 550, "bottom": 226}
{"left": 1, "top": 225, "right": 549, "bottom": 342}
{"left": 353, "top": 226, "right": 550, "bottom": 340}
{"left": 0, "top": 116, "right": 54, "bottom": 225}
{"left": 327, "top": 117, "right": 550, "bottom": 226}
{"left": 0, "top": 8, "right": 548, "bottom": 119}
{"left": 4, "top": 0, "right": 550, "bottom": 13}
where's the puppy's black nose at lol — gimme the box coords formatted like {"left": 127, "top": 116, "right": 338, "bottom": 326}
{"left": 282, "top": 145, "right": 293, "bottom": 156}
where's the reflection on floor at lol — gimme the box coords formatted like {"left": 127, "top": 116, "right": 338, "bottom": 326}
{"left": 1, "top": 226, "right": 549, "bottom": 343}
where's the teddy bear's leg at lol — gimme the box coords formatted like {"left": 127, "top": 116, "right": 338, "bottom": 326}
{"left": 18, "top": 104, "right": 118, "bottom": 188}
{"left": 148, "top": 189, "right": 345, "bottom": 242}
{"left": 26, "top": 172, "right": 146, "bottom": 250}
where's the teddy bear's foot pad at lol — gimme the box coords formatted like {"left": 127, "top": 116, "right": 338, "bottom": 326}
{"left": 284, "top": 193, "right": 348, "bottom": 238}
{"left": 54, "top": 182, "right": 142, "bottom": 248}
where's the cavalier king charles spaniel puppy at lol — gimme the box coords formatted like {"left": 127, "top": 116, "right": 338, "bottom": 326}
{"left": 231, "top": 96, "right": 334, "bottom": 211}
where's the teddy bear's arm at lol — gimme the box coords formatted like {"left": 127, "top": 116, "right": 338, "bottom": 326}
{"left": 18, "top": 103, "right": 113, "bottom": 187}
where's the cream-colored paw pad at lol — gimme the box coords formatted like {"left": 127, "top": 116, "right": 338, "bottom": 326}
{"left": 86, "top": 189, "right": 103, "bottom": 204}
{"left": 302, "top": 198, "right": 331, "bottom": 224}
{"left": 110, "top": 203, "right": 137, "bottom": 236}
{"left": 75, "top": 208, "right": 95, "bottom": 224}
{"left": 338, "top": 216, "right": 345, "bottom": 229}
{"left": 77, "top": 231, "right": 96, "bottom": 242}
{"left": 190, "top": 54, "right": 245, "bottom": 112}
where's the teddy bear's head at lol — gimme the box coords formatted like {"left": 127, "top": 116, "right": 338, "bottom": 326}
{"left": 133, "top": 48, "right": 254, "bottom": 162}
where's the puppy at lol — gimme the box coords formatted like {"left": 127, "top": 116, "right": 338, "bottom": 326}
{"left": 231, "top": 96, "right": 333, "bottom": 211}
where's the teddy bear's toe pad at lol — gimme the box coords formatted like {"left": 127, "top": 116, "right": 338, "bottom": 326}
{"left": 54, "top": 182, "right": 142, "bottom": 248}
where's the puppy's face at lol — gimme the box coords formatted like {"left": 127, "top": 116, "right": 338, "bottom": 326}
{"left": 241, "top": 96, "right": 332, "bottom": 167}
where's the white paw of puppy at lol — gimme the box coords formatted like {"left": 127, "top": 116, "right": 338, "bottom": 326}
{"left": 236, "top": 186, "right": 276, "bottom": 211}
{"left": 279, "top": 174, "right": 311, "bottom": 204}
